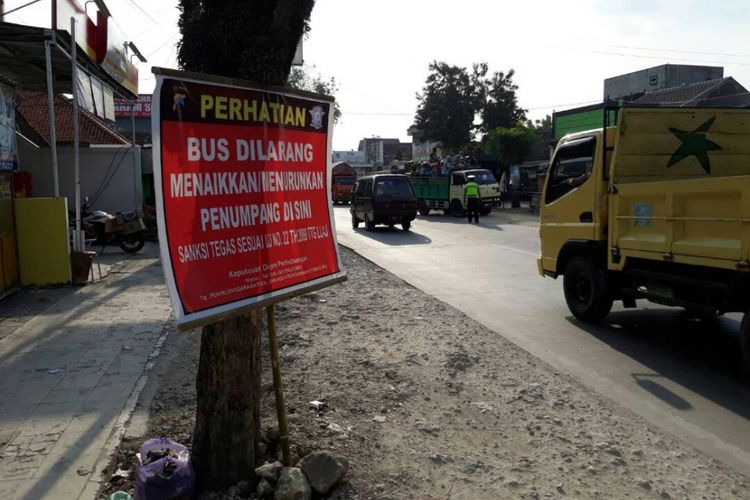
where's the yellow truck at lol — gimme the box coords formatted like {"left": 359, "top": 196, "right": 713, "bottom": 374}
{"left": 538, "top": 107, "right": 750, "bottom": 365}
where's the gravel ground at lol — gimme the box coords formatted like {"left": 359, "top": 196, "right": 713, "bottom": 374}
{"left": 102, "top": 247, "right": 749, "bottom": 499}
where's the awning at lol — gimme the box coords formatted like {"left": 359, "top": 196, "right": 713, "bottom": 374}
{"left": 0, "top": 21, "right": 137, "bottom": 99}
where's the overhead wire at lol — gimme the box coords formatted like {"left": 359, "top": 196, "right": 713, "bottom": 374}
{"left": 123, "top": 0, "right": 163, "bottom": 27}
{"left": 581, "top": 49, "right": 750, "bottom": 67}
{"left": 527, "top": 100, "right": 601, "bottom": 111}
{"left": 608, "top": 45, "right": 750, "bottom": 59}
{"left": 342, "top": 111, "right": 412, "bottom": 116}
{"left": 88, "top": 146, "right": 132, "bottom": 207}
{"left": 146, "top": 33, "right": 180, "bottom": 59}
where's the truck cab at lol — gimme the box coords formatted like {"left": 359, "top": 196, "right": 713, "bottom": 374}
{"left": 412, "top": 168, "right": 502, "bottom": 216}
{"left": 539, "top": 129, "right": 613, "bottom": 278}
{"left": 539, "top": 107, "right": 750, "bottom": 368}
{"left": 452, "top": 169, "right": 502, "bottom": 212}
{"left": 331, "top": 161, "right": 357, "bottom": 204}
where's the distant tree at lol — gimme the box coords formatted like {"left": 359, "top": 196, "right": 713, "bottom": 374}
{"left": 483, "top": 125, "right": 539, "bottom": 167}
{"left": 287, "top": 66, "right": 341, "bottom": 122}
{"left": 533, "top": 114, "right": 552, "bottom": 130}
{"left": 414, "top": 61, "right": 487, "bottom": 152}
{"left": 480, "top": 69, "right": 526, "bottom": 132}
{"left": 178, "top": 0, "right": 315, "bottom": 490}
{"left": 525, "top": 114, "right": 554, "bottom": 148}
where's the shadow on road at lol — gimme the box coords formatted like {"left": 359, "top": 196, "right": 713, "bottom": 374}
{"left": 567, "top": 309, "right": 750, "bottom": 419}
{"left": 631, "top": 373, "right": 693, "bottom": 410}
{"left": 415, "top": 214, "right": 507, "bottom": 231}
{"left": 351, "top": 227, "right": 432, "bottom": 245}
{"left": 415, "top": 210, "right": 535, "bottom": 228}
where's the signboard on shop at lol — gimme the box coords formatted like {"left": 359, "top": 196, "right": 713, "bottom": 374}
{"left": 115, "top": 95, "right": 152, "bottom": 118}
{"left": 55, "top": 0, "right": 139, "bottom": 98}
{"left": 54, "top": 0, "right": 97, "bottom": 59}
{"left": 152, "top": 68, "right": 346, "bottom": 327}
{"left": 99, "top": 19, "right": 139, "bottom": 96}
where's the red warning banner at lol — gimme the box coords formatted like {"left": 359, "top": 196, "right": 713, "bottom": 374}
{"left": 152, "top": 70, "right": 345, "bottom": 327}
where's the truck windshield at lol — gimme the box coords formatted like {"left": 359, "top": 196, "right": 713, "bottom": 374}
{"left": 374, "top": 178, "right": 414, "bottom": 199}
{"left": 468, "top": 170, "right": 497, "bottom": 185}
{"left": 545, "top": 136, "right": 596, "bottom": 204}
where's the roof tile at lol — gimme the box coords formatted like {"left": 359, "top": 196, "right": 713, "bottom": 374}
{"left": 16, "top": 91, "right": 130, "bottom": 146}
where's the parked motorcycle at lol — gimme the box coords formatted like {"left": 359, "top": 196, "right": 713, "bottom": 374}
{"left": 72, "top": 202, "right": 147, "bottom": 254}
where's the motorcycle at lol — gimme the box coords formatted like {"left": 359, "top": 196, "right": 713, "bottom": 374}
{"left": 71, "top": 202, "right": 147, "bottom": 254}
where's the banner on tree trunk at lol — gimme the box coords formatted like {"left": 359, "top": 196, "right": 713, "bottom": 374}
{"left": 152, "top": 68, "right": 346, "bottom": 328}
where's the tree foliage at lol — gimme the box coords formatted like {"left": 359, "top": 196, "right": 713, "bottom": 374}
{"left": 481, "top": 69, "right": 526, "bottom": 132}
{"left": 483, "top": 125, "right": 539, "bottom": 167}
{"left": 414, "top": 61, "right": 486, "bottom": 152}
{"left": 414, "top": 62, "right": 527, "bottom": 152}
{"left": 178, "top": 0, "right": 314, "bottom": 86}
{"left": 287, "top": 66, "right": 341, "bottom": 123}
{"left": 530, "top": 114, "right": 552, "bottom": 131}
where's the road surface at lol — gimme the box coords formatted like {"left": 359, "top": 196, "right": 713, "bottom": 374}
{"left": 332, "top": 205, "right": 750, "bottom": 477}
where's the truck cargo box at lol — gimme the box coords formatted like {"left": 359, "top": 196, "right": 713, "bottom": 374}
{"left": 610, "top": 108, "right": 750, "bottom": 272}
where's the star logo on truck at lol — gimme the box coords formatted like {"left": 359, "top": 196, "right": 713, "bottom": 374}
{"left": 667, "top": 116, "right": 722, "bottom": 174}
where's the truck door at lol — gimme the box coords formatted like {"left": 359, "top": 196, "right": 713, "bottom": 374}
{"left": 450, "top": 172, "right": 466, "bottom": 207}
{"left": 540, "top": 135, "right": 601, "bottom": 273}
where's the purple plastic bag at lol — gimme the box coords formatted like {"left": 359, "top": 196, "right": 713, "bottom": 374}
{"left": 135, "top": 438, "right": 196, "bottom": 500}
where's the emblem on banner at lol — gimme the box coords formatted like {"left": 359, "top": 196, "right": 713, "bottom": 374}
{"left": 172, "top": 86, "right": 188, "bottom": 114}
{"left": 309, "top": 105, "right": 325, "bottom": 130}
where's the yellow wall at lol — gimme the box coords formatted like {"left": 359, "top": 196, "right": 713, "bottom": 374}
{"left": 15, "top": 198, "right": 71, "bottom": 285}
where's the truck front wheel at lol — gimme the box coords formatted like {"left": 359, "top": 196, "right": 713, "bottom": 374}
{"left": 563, "top": 257, "right": 613, "bottom": 322}
{"left": 418, "top": 201, "right": 431, "bottom": 216}
{"left": 741, "top": 311, "right": 750, "bottom": 371}
{"left": 450, "top": 199, "right": 464, "bottom": 217}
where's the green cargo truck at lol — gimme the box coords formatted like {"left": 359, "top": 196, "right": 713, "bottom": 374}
{"left": 410, "top": 169, "right": 502, "bottom": 216}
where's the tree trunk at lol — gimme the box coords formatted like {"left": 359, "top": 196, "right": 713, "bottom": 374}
{"left": 179, "top": 0, "right": 316, "bottom": 489}
{"left": 192, "top": 311, "right": 262, "bottom": 490}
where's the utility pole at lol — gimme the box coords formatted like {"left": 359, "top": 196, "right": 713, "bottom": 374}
{"left": 1, "top": 0, "right": 5, "bottom": 22}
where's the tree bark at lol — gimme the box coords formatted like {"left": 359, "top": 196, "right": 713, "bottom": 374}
{"left": 179, "top": 0, "right": 316, "bottom": 489}
{"left": 192, "top": 311, "right": 262, "bottom": 490}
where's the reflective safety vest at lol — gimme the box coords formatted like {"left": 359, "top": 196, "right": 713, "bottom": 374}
{"left": 465, "top": 181, "right": 479, "bottom": 198}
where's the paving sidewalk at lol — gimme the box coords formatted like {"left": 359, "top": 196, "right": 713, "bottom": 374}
{"left": 0, "top": 244, "right": 173, "bottom": 500}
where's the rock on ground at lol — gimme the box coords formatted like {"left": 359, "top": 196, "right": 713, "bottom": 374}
{"left": 255, "top": 461, "right": 284, "bottom": 483}
{"left": 274, "top": 467, "right": 311, "bottom": 500}
{"left": 297, "top": 451, "right": 349, "bottom": 494}
{"left": 256, "top": 478, "right": 274, "bottom": 498}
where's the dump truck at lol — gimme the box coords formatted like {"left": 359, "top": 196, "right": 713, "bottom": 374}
{"left": 538, "top": 106, "right": 750, "bottom": 366}
{"left": 410, "top": 168, "right": 502, "bottom": 216}
{"left": 331, "top": 162, "right": 357, "bottom": 204}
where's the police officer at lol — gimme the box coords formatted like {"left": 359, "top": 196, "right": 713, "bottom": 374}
{"left": 464, "top": 174, "right": 481, "bottom": 223}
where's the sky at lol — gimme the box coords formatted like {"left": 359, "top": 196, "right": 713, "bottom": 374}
{"left": 5, "top": 0, "right": 750, "bottom": 150}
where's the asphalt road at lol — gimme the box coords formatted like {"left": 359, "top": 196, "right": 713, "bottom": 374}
{"left": 332, "top": 205, "right": 750, "bottom": 477}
